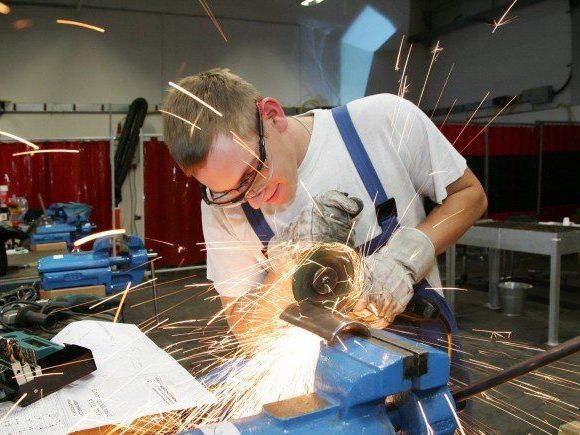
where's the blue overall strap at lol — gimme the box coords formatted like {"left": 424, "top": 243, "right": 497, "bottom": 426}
{"left": 331, "top": 106, "right": 389, "bottom": 205}
{"left": 241, "top": 202, "right": 274, "bottom": 248}
{"left": 331, "top": 105, "right": 399, "bottom": 254}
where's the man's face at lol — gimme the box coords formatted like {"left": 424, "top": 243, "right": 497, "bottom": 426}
{"left": 188, "top": 104, "right": 300, "bottom": 209}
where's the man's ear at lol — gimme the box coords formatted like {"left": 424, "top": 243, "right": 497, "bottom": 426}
{"left": 261, "top": 97, "right": 288, "bottom": 133}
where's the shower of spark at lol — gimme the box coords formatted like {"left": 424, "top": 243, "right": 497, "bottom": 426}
{"left": 0, "top": 130, "right": 39, "bottom": 149}
{"left": 56, "top": 19, "right": 105, "bottom": 33}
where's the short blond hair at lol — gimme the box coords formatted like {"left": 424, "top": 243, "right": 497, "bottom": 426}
{"left": 162, "top": 68, "right": 261, "bottom": 169}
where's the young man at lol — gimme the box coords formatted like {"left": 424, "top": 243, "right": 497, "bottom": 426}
{"left": 162, "top": 68, "right": 487, "bottom": 354}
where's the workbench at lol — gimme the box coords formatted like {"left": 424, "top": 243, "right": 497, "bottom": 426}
{"left": 445, "top": 221, "right": 580, "bottom": 346}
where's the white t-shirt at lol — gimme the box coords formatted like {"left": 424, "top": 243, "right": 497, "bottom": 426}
{"left": 201, "top": 93, "right": 467, "bottom": 298}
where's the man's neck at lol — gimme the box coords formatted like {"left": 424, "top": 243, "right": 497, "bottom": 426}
{"left": 288, "top": 114, "right": 313, "bottom": 167}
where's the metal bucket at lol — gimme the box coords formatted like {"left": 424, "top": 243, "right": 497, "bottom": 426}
{"left": 499, "top": 281, "right": 531, "bottom": 316}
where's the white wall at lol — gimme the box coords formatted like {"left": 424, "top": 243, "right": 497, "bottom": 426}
{"left": 420, "top": 0, "right": 578, "bottom": 124}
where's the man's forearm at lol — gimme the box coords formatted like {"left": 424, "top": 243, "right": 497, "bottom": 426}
{"left": 417, "top": 169, "right": 487, "bottom": 255}
{"left": 221, "top": 270, "right": 294, "bottom": 348}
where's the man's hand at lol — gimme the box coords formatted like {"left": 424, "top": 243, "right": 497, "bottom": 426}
{"left": 267, "top": 190, "right": 363, "bottom": 272}
{"left": 353, "top": 227, "right": 435, "bottom": 326}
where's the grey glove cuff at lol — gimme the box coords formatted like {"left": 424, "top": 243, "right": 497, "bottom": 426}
{"left": 382, "top": 227, "right": 435, "bottom": 283}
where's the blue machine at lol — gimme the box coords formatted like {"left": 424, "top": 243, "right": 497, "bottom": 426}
{"left": 38, "top": 235, "right": 149, "bottom": 294}
{"left": 188, "top": 304, "right": 457, "bottom": 435}
{"left": 31, "top": 202, "right": 94, "bottom": 248}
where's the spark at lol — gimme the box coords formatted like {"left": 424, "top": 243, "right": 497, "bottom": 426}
{"left": 142, "top": 318, "right": 169, "bottom": 335}
{"left": 0, "top": 130, "right": 39, "bottom": 149}
{"left": 299, "top": 179, "right": 324, "bottom": 218}
{"left": 56, "top": 19, "right": 105, "bottom": 33}
{"left": 394, "top": 34, "right": 405, "bottom": 71}
{"left": 417, "top": 40, "right": 442, "bottom": 107}
{"left": 231, "top": 131, "right": 267, "bottom": 167}
{"left": 451, "top": 91, "right": 490, "bottom": 146}
{"left": 73, "top": 228, "right": 126, "bottom": 248}
{"left": 444, "top": 393, "right": 466, "bottom": 435}
{"left": 432, "top": 208, "right": 465, "bottom": 228}
{"left": 89, "top": 278, "right": 157, "bottom": 309}
{"left": 12, "top": 149, "right": 80, "bottom": 156}
{"left": 159, "top": 109, "right": 202, "bottom": 131}
{"left": 0, "top": 2, "right": 10, "bottom": 14}
{"left": 417, "top": 400, "right": 434, "bottom": 435}
{"left": 472, "top": 328, "right": 512, "bottom": 339}
{"left": 145, "top": 237, "right": 174, "bottom": 246}
{"left": 459, "top": 95, "right": 518, "bottom": 153}
{"left": 0, "top": 393, "right": 28, "bottom": 424}
{"left": 492, "top": 0, "right": 518, "bottom": 33}
{"left": 398, "top": 43, "right": 413, "bottom": 97}
{"left": 431, "top": 63, "right": 454, "bottom": 118}
{"left": 198, "top": 0, "right": 228, "bottom": 42}
{"left": 426, "top": 286, "right": 467, "bottom": 291}
{"left": 168, "top": 81, "right": 223, "bottom": 117}
{"left": 113, "top": 281, "right": 131, "bottom": 323}
{"left": 440, "top": 98, "right": 457, "bottom": 128}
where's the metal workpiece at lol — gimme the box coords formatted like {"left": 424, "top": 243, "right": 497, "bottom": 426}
{"left": 279, "top": 302, "right": 369, "bottom": 344}
{"left": 291, "top": 246, "right": 356, "bottom": 304}
{"left": 453, "top": 334, "right": 580, "bottom": 406}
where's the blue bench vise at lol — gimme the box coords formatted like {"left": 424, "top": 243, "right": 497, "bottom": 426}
{"left": 38, "top": 235, "right": 149, "bottom": 294}
{"left": 31, "top": 202, "right": 95, "bottom": 248}
{"left": 188, "top": 302, "right": 458, "bottom": 435}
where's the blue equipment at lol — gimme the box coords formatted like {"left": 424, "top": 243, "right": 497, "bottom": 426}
{"left": 188, "top": 303, "right": 457, "bottom": 435}
{"left": 0, "top": 331, "right": 96, "bottom": 406}
{"left": 38, "top": 235, "right": 149, "bottom": 294}
{"left": 31, "top": 202, "right": 95, "bottom": 248}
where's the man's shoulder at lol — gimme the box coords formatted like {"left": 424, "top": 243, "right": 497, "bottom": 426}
{"left": 348, "top": 93, "right": 417, "bottom": 112}
{"left": 346, "top": 93, "right": 420, "bottom": 128}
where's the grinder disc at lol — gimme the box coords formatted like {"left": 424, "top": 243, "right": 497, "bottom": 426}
{"left": 292, "top": 246, "right": 355, "bottom": 304}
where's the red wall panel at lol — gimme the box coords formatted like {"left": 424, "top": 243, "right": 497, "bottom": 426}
{"left": 439, "top": 124, "right": 484, "bottom": 156}
{"left": 143, "top": 139, "right": 205, "bottom": 267}
{"left": 542, "top": 124, "right": 580, "bottom": 152}
{"left": 0, "top": 141, "right": 112, "bottom": 230}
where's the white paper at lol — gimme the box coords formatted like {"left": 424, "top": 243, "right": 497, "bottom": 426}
{"left": 0, "top": 321, "right": 215, "bottom": 434}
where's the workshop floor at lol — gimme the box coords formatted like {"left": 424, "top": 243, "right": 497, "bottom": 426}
{"left": 122, "top": 251, "right": 580, "bottom": 435}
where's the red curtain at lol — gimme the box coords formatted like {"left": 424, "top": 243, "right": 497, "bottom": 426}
{"left": 440, "top": 123, "right": 579, "bottom": 222}
{"left": 439, "top": 124, "right": 485, "bottom": 156}
{"left": 143, "top": 139, "right": 205, "bottom": 267}
{"left": 0, "top": 141, "right": 112, "bottom": 230}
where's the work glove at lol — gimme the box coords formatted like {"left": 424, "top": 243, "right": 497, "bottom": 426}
{"left": 266, "top": 190, "right": 363, "bottom": 273}
{"left": 353, "top": 227, "right": 436, "bottom": 327}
